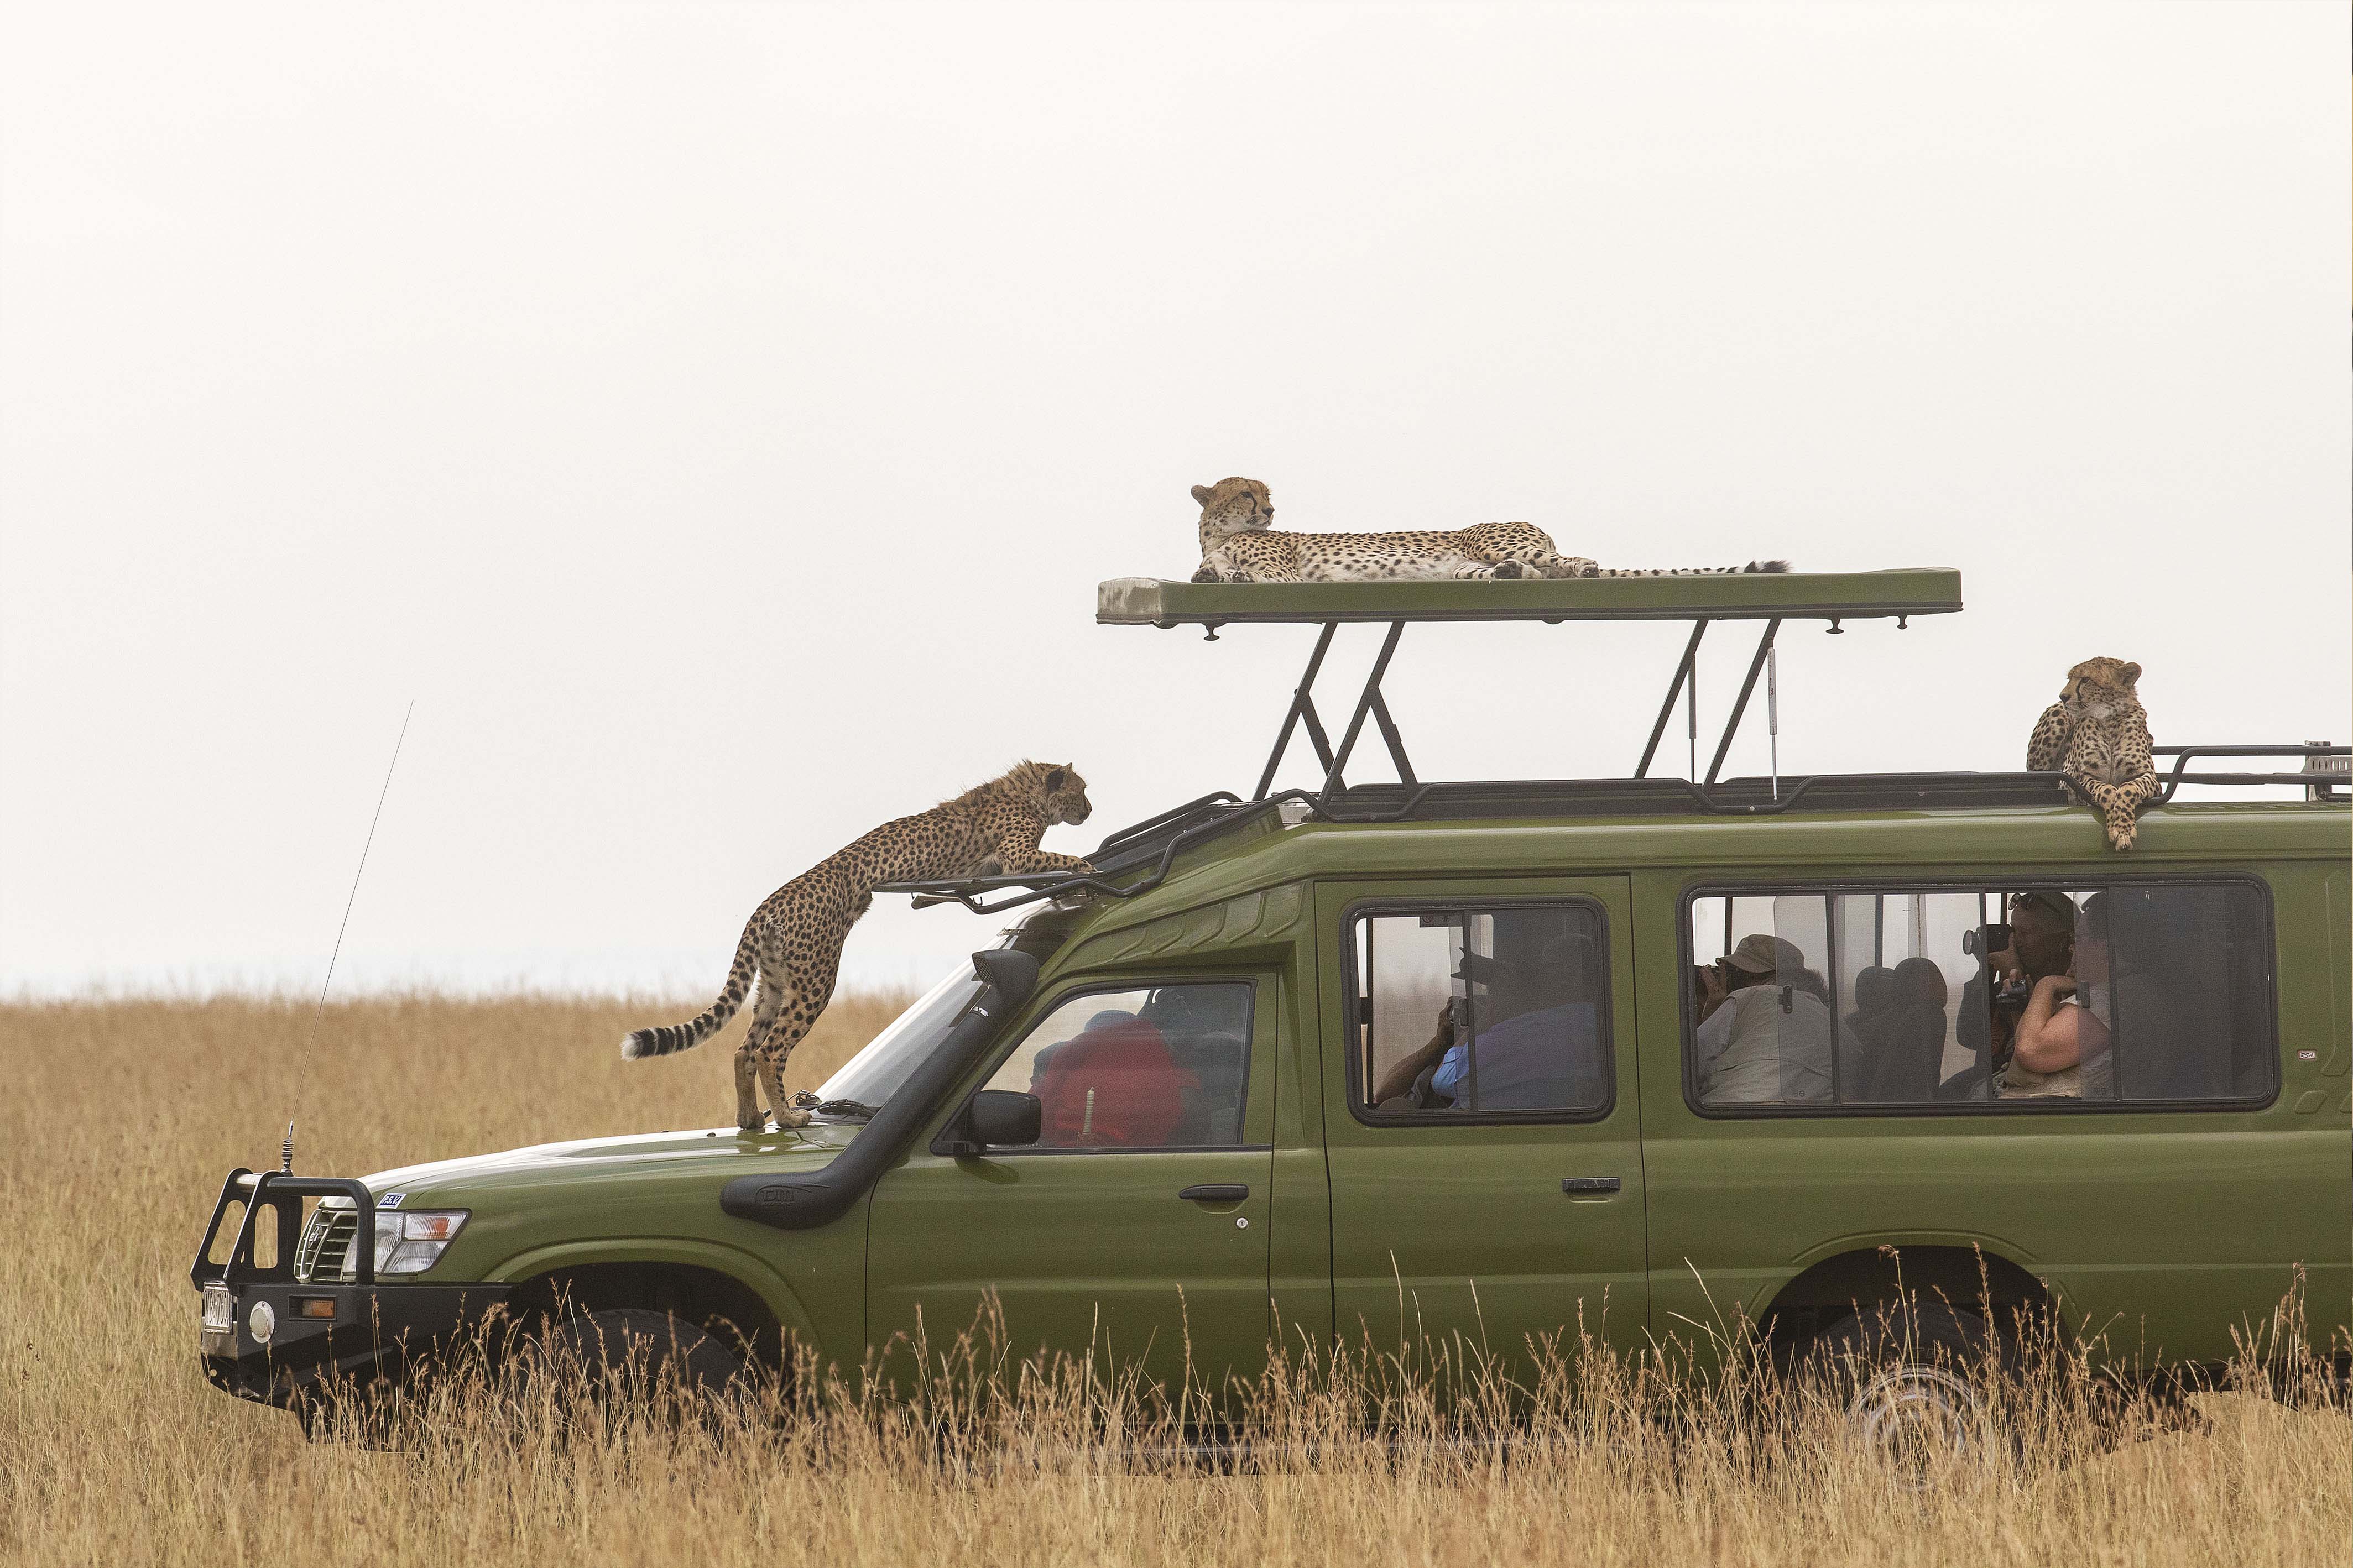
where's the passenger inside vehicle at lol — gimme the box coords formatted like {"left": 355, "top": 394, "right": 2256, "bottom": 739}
{"left": 2003, "top": 893, "right": 2119, "bottom": 1099}
{"left": 1371, "top": 942, "right": 1601, "bottom": 1112}
{"left": 1941, "top": 890, "right": 2076, "bottom": 1100}
{"left": 1028, "top": 1008, "right": 1137, "bottom": 1089}
{"left": 1695, "top": 933, "right": 1833, "bottom": 1102}
{"left": 1028, "top": 1007, "right": 1197, "bottom": 1146}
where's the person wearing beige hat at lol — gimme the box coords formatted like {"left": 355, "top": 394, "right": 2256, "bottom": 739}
{"left": 1695, "top": 932, "right": 1834, "bottom": 1104}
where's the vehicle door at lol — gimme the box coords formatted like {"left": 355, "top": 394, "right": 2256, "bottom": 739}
{"left": 865, "top": 974, "right": 1277, "bottom": 1402}
{"left": 1316, "top": 879, "right": 1650, "bottom": 1390}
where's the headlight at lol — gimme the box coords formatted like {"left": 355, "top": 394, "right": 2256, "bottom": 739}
{"left": 374, "top": 1210, "right": 469, "bottom": 1276}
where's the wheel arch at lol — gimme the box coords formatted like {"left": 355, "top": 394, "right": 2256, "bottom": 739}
{"left": 1757, "top": 1237, "right": 2066, "bottom": 1353}
{"left": 485, "top": 1238, "right": 817, "bottom": 1373}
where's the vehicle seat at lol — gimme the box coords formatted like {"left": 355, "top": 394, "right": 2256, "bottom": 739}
{"left": 1165, "top": 1031, "right": 1248, "bottom": 1144}
{"left": 1864, "top": 1002, "right": 1947, "bottom": 1102}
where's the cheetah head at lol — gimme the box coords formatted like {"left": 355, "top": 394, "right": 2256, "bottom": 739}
{"left": 2061, "top": 657, "right": 2142, "bottom": 706}
{"left": 1191, "top": 477, "right": 1274, "bottom": 550}
{"left": 1019, "top": 761, "right": 1093, "bottom": 827}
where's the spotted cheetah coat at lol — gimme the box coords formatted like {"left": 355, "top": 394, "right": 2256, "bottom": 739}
{"left": 2026, "top": 657, "right": 2158, "bottom": 851}
{"left": 622, "top": 761, "right": 1094, "bottom": 1130}
{"left": 1186, "top": 478, "right": 1789, "bottom": 583}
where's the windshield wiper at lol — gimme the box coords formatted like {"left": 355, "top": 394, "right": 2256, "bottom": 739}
{"left": 790, "top": 1096, "right": 880, "bottom": 1122}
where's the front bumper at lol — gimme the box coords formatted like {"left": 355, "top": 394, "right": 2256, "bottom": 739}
{"left": 199, "top": 1278, "right": 513, "bottom": 1408}
{"left": 192, "top": 1167, "right": 512, "bottom": 1410}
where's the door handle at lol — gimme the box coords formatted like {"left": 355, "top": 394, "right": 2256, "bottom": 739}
{"left": 1561, "top": 1177, "right": 1621, "bottom": 1195}
{"left": 1178, "top": 1183, "right": 1249, "bottom": 1203}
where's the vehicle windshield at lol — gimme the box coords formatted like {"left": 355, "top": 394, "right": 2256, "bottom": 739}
{"left": 810, "top": 963, "right": 987, "bottom": 1116}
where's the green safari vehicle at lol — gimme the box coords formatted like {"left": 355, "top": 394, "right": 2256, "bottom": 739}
{"left": 192, "top": 571, "right": 2352, "bottom": 1434}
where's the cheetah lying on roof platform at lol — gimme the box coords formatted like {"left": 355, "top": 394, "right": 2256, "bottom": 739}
{"left": 622, "top": 761, "right": 1095, "bottom": 1130}
{"left": 1187, "top": 477, "right": 1790, "bottom": 584}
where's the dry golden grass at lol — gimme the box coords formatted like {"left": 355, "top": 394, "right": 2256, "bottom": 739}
{"left": 2, "top": 994, "right": 2346, "bottom": 1567}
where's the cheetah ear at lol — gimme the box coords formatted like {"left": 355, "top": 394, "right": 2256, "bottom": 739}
{"left": 1044, "top": 766, "right": 1067, "bottom": 792}
{"left": 1190, "top": 484, "right": 1214, "bottom": 505}
{"left": 2117, "top": 662, "right": 2141, "bottom": 686}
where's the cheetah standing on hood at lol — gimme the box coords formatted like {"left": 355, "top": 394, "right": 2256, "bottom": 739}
{"left": 622, "top": 761, "right": 1095, "bottom": 1130}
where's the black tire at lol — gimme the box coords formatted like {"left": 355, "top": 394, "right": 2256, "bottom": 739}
{"left": 1802, "top": 1300, "right": 2011, "bottom": 1481}
{"left": 534, "top": 1307, "right": 752, "bottom": 1410}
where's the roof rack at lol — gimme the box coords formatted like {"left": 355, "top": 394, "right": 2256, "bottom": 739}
{"left": 880, "top": 748, "right": 2348, "bottom": 918}
{"left": 876, "top": 569, "right": 2340, "bottom": 917}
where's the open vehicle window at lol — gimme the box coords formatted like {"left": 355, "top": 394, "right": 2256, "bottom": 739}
{"left": 974, "top": 982, "right": 1254, "bottom": 1150}
{"left": 1686, "top": 882, "right": 2276, "bottom": 1112}
{"left": 1350, "top": 903, "right": 1611, "bottom": 1119}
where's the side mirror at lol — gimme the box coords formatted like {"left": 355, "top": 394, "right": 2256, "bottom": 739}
{"left": 961, "top": 1089, "right": 1041, "bottom": 1152}
{"left": 971, "top": 949, "right": 1038, "bottom": 1010}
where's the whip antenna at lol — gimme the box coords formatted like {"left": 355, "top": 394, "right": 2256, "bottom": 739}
{"left": 306, "top": 701, "right": 414, "bottom": 1052}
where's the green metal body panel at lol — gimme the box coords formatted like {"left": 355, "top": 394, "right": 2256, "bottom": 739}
{"left": 360, "top": 797, "right": 2350, "bottom": 1384}
{"left": 1311, "top": 876, "right": 1651, "bottom": 1382}
{"left": 864, "top": 969, "right": 1284, "bottom": 1398}
{"left": 370, "top": 1126, "right": 868, "bottom": 1360}
{"left": 1096, "top": 568, "right": 1963, "bottom": 626}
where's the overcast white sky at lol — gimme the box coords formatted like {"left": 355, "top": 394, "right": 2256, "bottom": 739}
{"left": 2, "top": 2, "right": 2346, "bottom": 1002}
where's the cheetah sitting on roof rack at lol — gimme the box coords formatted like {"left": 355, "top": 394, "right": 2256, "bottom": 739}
{"left": 1187, "top": 477, "right": 1789, "bottom": 584}
{"left": 621, "top": 761, "right": 1095, "bottom": 1130}
{"left": 2027, "top": 657, "right": 2159, "bottom": 851}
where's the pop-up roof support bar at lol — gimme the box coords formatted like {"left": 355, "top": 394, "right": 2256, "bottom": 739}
{"left": 1254, "top": 620, "right": 1419, "bottom": 805}
{"left": 1103, "top": 568, "right": 1964, "bottom": 802}
{"left": 1260, "top": 610, "right": 1794, "bottom": 804}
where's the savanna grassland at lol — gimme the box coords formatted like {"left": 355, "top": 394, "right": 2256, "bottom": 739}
{"left": 2, "top": 995, "right": 2346, "bottom": 1567}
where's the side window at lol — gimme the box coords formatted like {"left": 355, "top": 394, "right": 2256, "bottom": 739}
{"left": 1687, "top": 882, "right": 2276, "bottom": 1112}
{"left": 975, "top": 982, "right": 1254, "bottom": 1149}
{"left": 1350, "top": 903, "right": 1611, "bottom": 1118}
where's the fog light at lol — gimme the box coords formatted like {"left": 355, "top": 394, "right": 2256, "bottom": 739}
{"left": 248, "top": 1300, "right": 276, "bottom": 1345}
{"left": 201, "top": 1285, "right": 233, "bottom": 1334}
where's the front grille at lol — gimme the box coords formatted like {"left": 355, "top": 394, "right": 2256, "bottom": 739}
{"left": 294, "top": 1203, "right": 359, "bottom": 1283}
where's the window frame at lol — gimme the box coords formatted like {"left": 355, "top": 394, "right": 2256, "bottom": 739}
{"left": 1342, "top": 895, "right": 1619, "bottom": 1128}
{"left": 932, "top": 974, "right": 1270, "bottom": 1157}
{"left": 1676, "top": 875, "right": 2282, "bottom": 1118}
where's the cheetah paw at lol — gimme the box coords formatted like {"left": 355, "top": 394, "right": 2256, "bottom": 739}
{"left": 772, "top": 1107, "right": 812, "bottom": 1129}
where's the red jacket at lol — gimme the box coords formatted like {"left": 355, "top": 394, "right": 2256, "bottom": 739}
{"left": 1030, "top": 1018, "right": 1196, "bottom": 1147}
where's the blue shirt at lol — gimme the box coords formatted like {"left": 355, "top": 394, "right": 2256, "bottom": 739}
{"left": 1431, "top": 1002, "right": 1602, "bottom": 1109}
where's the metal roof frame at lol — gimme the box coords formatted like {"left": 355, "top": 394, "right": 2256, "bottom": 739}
{"left": 1099, "top": 571, "right": 1961, "bottom": 809}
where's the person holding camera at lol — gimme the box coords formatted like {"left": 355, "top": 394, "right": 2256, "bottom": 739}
{"left": 1370, "top": 944, "right": 1599, "bottom": 1111}
{"left": 1694, "top": 933, "right": 1833, "bottom": 1104}
{"left": 1945, "top": 890, "right": 2077, "bottom": 1095}
{"left": 2004, "top": 892, "right": 2125, "bottom": 1099}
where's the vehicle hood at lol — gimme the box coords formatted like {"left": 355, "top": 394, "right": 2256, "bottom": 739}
{"left": 363, "top": 1122, "right": 863, "bottom": 1206}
